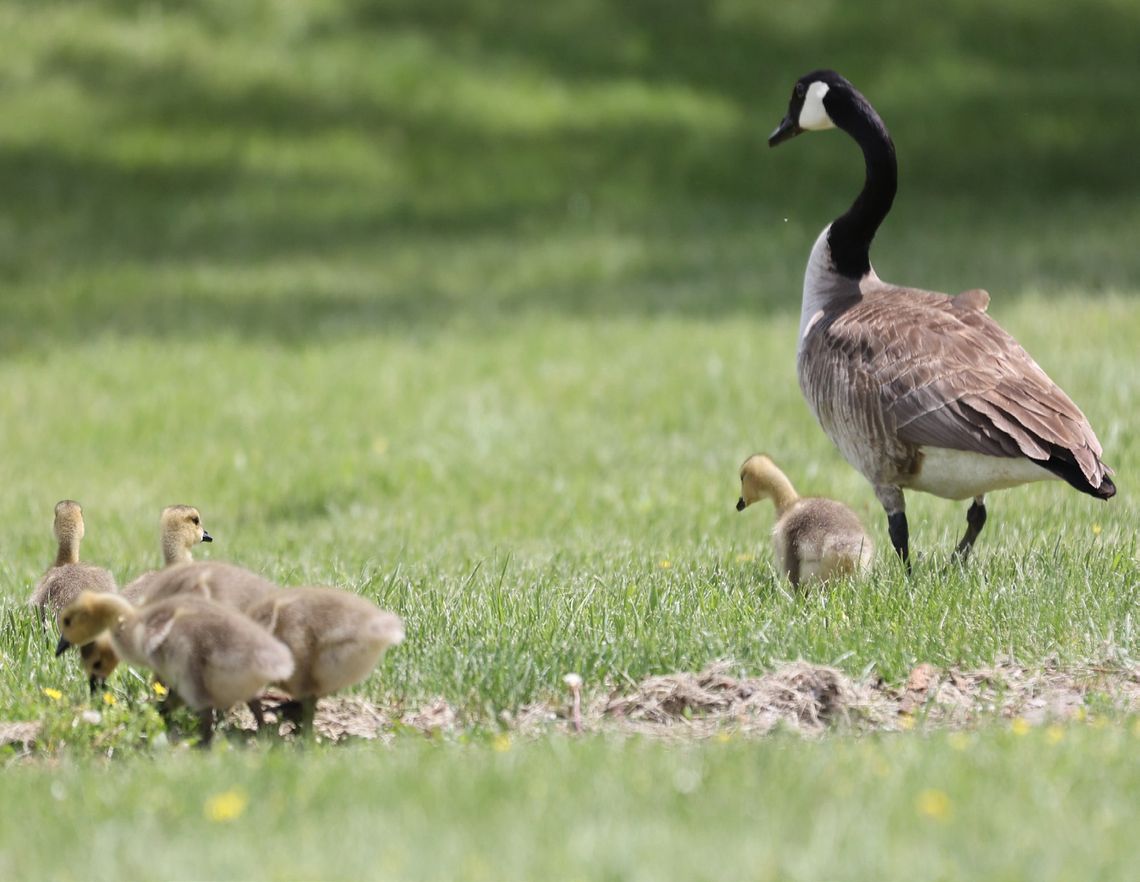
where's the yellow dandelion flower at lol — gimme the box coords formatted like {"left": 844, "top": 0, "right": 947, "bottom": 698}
{"left": 916, "top": 788, "right": 952, "bottom": 821}
{"left": 102, "top": 692, "right": 117, "bottom": 707}
{"left": 204, "top": 789, "right": 248, "bottom": 823}
{"left": 897, "top": 714, "right": 915, "bottom": 731}
{"left": 734, "top": 553, "right": 754, "bottom": 563}
{"left": 152, "top": 681, "right": 169, "bottom": 698}
{"left": 1092, "top": 523, "right": 1102, "bottom": 536}
{"left": 41, "top": 687, "right": 63, "bottom": 701}
{"left": 658, "top": 560, "right": 672, "bottom": 569}
{"left": 714, "top": 731, "right": 733, "bottom": 744}
{"left": 491, "top": 733, "right": 512, "bottom": 753}
{"left": 947, "top": 732, "right": 970, "bottom": 752}
{"left": 1045, "top": 725, "right": 1064, "bottom": 745}
{"left": 1073, "top": 707, "right": 1087, "bottom": 723}
{"left": 1010, "top": 717, "right": 1031, "bottom": 736}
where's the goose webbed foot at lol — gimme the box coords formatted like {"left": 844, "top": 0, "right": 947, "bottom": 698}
{"left": 952, "top": 497, "right": 987, "bottom": 564}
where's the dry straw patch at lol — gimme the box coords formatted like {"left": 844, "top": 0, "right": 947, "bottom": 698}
{"left": 250, "top": 657, "right": 1139, "bottom": 743}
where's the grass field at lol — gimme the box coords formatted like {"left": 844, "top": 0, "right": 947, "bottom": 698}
{"left": 1, "top": 2, "right": 1137, "bottom": 879}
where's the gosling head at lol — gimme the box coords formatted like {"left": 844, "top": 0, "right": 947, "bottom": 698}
{"left": 79, "top": 634, "right": 120, "bottom": 693}
{"left": 160, "top": 504, "right": 212, "bottom": 564}
{"left": 737, "top": 453, "right": 788, "bottom": 511}
{"left": 768, "top": 69, "right": 859, "bottom": 147}
{"left": 55, "top": 591, "right": 123, "bottom": 657}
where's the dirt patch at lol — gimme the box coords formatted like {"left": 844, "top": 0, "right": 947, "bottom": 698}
{"left": 13, "top": 660, "right": 1131, "bottom": 750}
{"left": 598, "top": 661, "right": 890, "bottom": 737}
{"left": 221, "top": 658, "right": 1138, "bottom": 744}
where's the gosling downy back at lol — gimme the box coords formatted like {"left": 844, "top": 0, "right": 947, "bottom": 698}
{"left": 129, "top": 561, "right": 278, "bottom": 610}
{"left": 244, "top": 586, "right": 405, "bottom": 699}
{"left": 28, "top": 500, "right": 117, "bottom": 623}
{"left": 57, "top": 591, "right": 293, "bottom": 714}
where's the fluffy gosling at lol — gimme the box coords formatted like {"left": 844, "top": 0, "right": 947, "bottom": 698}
{"left": 120, "top": 504, "right": 213, "bottom": 603}
{"left": 244, "top": 586, "right": 405, "bottom": 734}
{"left": 737, "top": 454, "right": 873, "bottom": 587}
{"left": 56, "top": 591, "right": 293, "bottom": 746}
{"left": 28, "top": 500, "right": 117, "bottom": 629}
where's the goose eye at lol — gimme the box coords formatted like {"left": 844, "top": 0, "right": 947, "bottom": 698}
{"left": 191, "top": 516, "right": 200, "bottom": 525}
{"left": 795, "top": 82, "right": 806, "bottom": 99}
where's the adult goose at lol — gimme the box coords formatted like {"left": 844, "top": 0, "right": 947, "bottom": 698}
{"left": 768, "top": 70, "right": 1115, "bottom": 565}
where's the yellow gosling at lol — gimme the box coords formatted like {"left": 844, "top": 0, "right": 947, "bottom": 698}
{"left": 56, "top": 591, "right": 293, "bottom": 746}
{"left": 244, "top": 586, "right": 405, "bottom": 735}
{"left": 737, "top": 454, "right": 873, "bottom": 587}
{"left": 28, "top": 500, "right": 117, "bottom": 630}
{"left": 120, "top": 504, "right": 212, "bottom": 602}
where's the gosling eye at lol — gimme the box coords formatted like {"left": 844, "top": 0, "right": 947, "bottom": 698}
{"left": 63, "top": 616, "right": 71, "bottom": 627}
{"left": 92, "top": 660, "right": 103, "bottom": 671}
{"left": 191, "top": 516, "right": 200, "bottom": 525}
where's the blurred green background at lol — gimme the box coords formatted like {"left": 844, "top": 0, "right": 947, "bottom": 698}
{"left": 1, "top": 0, "right": 1138, "bottom": 351}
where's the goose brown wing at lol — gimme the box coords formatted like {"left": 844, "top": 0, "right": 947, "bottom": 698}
{"left": 823, "top": 289, "right": 1112, "bottom": 492}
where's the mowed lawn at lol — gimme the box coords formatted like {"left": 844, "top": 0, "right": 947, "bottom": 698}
{"left": 1, "top": 2, "right": 1138, "bottom": 880}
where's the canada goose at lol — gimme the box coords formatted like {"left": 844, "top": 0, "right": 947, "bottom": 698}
{"left": 120, "top": 504, "right": 213, "bottom": 602}
{"left": 55, "top": 591, "right": 293, "bottom": 745}
{"left": 768, "top": 70, "right": 1115, "bottom": 565}
{"left": 27, "top": 500, "right": 117, "bottom": 629}
{"left": 244, "top": 586, "right": 405, "bottom": 734}
{"left": 737, "top": 453, "right": 873, "bottom": 586}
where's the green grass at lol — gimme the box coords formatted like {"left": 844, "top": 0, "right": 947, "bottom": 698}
{"left": 1, "top": 1, "right": 1138, "bottom": 878}
{"left": 4, "top": 725, "right": 1139, "bottom": 882}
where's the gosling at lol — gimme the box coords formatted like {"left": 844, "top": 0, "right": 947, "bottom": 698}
{"left": 737, "top": 454, "right": 873, "bottom": 587}
{"left": 244, "top": 586, "right": 405, "bottom": 735}
{"left": 56, "top": 591, "right": 293, "bottom": 746}
{"left": 28, "top": 500, "right": 117, "bottom": 630}
{"left": 120, "top": 504, "right": 212, "bottom": 603}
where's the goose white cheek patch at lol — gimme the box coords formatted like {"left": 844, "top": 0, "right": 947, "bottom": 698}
{"left": 798, "top": 81, "right": 834, "bottom": 131}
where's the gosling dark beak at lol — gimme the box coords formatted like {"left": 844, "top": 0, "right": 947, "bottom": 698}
{"left": 201, "top": 530, "right": 213, "bottom": 543}
{"left": 55, "top": 636, "right": 72, "bottom": 657}
{"left": 88, "top": 675, "right": 104, "bottom": 695}
{"left": 768, "top": 115, "right": 801, "bottom": 148}
{"left": 736, "top": 497, "right": 747, "bottom": 512}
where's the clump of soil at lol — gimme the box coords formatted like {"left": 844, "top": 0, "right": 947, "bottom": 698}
{"left": 7, "top": 659, "right": 1136, "bottom": 749}
{"left": 600, "top": 661, "right": 890, "bottom": 737}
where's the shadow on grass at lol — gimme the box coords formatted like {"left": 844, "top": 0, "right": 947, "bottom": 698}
{"left": 0, "top": 0, "right": 1137, "bottom": 349}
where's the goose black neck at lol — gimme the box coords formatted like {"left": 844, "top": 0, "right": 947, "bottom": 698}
{"left": 827, "top": 93, "right": 896, "bottom": 280}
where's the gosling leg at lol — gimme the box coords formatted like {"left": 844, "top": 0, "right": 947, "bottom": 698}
{"left": 953, "top": 496, "right": 987, "bottom": 563}
{"left": 195, "top": 709, "right": 216, "bottom": 748}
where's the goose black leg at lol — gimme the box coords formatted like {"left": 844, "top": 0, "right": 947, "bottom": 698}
{"left": 887, "top": 512, "right": 910, "bottom": 572}
{"left": 953, "top": 495, "right": 987, "bottom": 563}
{"left": 876, "top": 485, "right": 911, "bottom": 573}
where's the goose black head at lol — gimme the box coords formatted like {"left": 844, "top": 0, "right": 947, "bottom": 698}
{"left": 768, "top": 69, "right": 853, "bottom": 147}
